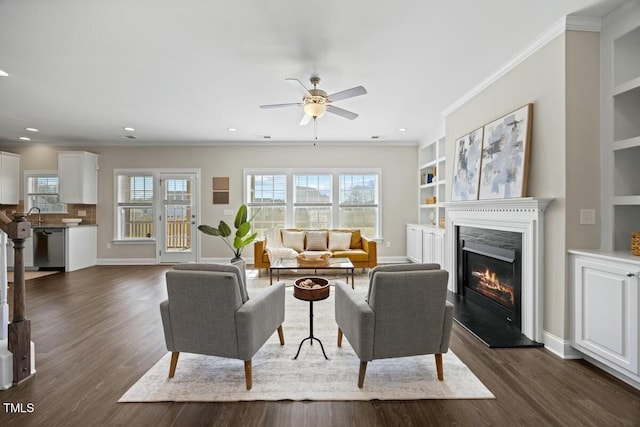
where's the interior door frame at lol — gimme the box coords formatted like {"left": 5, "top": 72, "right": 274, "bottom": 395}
{"left": 156, "top": 169, "right": 201, "bottom": 264}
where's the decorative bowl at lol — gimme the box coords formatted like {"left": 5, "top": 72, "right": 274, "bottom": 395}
{"left": 62, "top": 218, "right": 82, "bottom": 226}
{"left": 294, "top": 277, "right": 330, "bottom": 301}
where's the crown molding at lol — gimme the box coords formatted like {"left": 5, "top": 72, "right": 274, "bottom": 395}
{"left": 442, "top": 16, "right": 600, "bottom": 117}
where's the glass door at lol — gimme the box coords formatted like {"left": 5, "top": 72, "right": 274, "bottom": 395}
{"left": 159, "top": 173, "right": 198, "bottom": 263}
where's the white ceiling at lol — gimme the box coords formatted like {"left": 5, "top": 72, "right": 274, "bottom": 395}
{"left": 0, "top": 0, "right": 627, "bottom": 146}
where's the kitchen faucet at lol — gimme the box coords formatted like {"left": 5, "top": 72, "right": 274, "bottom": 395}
{"left": 26, "top": 207, "right": 43, "bottom": 224}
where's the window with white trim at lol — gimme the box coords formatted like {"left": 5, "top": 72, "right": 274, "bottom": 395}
{"left": 246, "top": 174, "right": 287, "bottom": 237}
{"left": 294, "top": 174, "right": 332, "bottom": 229}
{"left": 339, "top": 174, "right": 378, "bottom": 238}
{"left": 25, "top": 172, "right": 65, "bottom": 212}
{"left": 244, "top": 168, "right": 381, "bottom": 238}
{"left": 116, "top": 173, "right": 154, "bottom": 240}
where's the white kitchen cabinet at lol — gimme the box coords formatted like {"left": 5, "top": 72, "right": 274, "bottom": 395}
{"left": 570, "top": 250, "right": 640, "bottom": 388}
{"left": 0, "top": 151, "right": 20, "bottom": 205}
{"left": 58, "top": 151, "right": 98, "bottom": 204}
{"left": 65, "top": 225, "right": 97, "bottom": 272}
{"left": 406, "top": 224, "right": 423, "bottom": 263}
{"left": 6, "top": 233, "right": 34, "bottom": 269}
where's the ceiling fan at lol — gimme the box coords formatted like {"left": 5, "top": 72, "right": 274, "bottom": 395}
{"left": 260, "top": 76, "right": 367, "bottom": 127}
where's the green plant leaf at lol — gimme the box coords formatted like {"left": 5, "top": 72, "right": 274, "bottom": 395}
{"left": 197, "top": 224, "right": 221, "bottom": 236}
{"left": 234, "top": 204, "right": 248, "bottom": 229}
{"left": 218, "top": 220, "right": 232, "bottom": 237}
{"left": 236, "top": 221, "right": 251, "bottom": 238}
{"left": 234, "top": 232, "right": 257, "bottom": 249}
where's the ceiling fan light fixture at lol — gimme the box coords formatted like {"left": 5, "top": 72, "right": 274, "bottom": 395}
{"left": 303, "top": 102, "right": 327, "bottom": 118}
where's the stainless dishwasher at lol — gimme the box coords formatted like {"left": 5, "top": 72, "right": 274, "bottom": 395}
{"left": 33, "top": 228, "right": 65, "bottom": 269}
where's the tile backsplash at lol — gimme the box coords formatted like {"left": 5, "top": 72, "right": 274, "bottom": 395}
{"left": 0, "top": 202, "right": 97, "bottom": 225}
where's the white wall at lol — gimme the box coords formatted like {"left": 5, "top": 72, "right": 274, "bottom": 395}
{"left": 444, "top": 31, "right": 600, "bottom": 339}
{"left": 1, "top": 143, "right": 418, "bottom": 262}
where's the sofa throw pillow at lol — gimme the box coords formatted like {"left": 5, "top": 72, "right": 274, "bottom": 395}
{"left": 282, "top": 230, "right": 305, "bottom": 252}
{"left": 305, "top": 230, "right": 328, "bottom": 251}
{"left": 329, "top": 231, "right": 352, "bottom": 251}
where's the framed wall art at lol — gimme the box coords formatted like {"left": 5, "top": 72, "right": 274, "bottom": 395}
{"left": 451, "top": 127, "right": 484, "bottom": 201}
{"left": 478, "top": 104, "right": 533, "bottom": 200}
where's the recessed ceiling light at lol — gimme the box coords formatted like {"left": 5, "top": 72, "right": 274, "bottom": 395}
{"left": 25, "top": 127, "right": 39, "bottom": 132}
{"left": 227, "top": 127, "right": 237, "bottom": 132}
{"left": 19, "top": 136, "right": 31, "bottom": 141}
{"left": 123, "top": 126, "right": 136, "bottom": 132}
{"left": 398, "top": 128, "right": 407, "bottom": 132}
{"left": 0, "top": 69, "right": 9, "bottom": 77}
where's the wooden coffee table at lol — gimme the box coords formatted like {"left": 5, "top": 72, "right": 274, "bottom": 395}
{"left": 269, "top": 257, "right": 355, "bottom": 287}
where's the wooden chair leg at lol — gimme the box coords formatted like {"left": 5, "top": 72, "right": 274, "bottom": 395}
{"left": 435, "top": 353, "right": 444, "bottom": 380}
{"left": 358, "top": 361, "right": 368, "bottom": 388}
{"left": 244, "top": 360, "right": 252, "bottom": 390}
{"left": 168, "top": 352, "right": 179, "bottom": 378}
{"left": 337, "top": 327, "right": 343, "bottom": 347}
{"left": 277, "top": 325, "right": 285, "bottom": 345}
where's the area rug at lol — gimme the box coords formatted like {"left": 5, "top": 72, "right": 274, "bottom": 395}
{"left": 119, "top": 280, "right": 494, "bottom": 402}
{"left": 7, "top": 271, "right": 58, "bottom": 283}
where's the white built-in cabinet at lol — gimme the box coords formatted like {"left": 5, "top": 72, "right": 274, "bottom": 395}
{"left": 406, "top": 224, "right": 423, "bottom": 263}
{"left": 570, "top": 251, "right": 640, "bottom": 388}
{"left": 0, "top": 151, "right": 20, "bottom": 205}
{"left": 600, "top": 2, "right": 640, "bottom": 252}
{"left": 409, "top": 135, "right": 447, "bottom": 265}
{"left": 58, "top": 151, "right": 98, "bottom": 204}
{"left": 406, "top": 224, "right": 445, "bottom": 265}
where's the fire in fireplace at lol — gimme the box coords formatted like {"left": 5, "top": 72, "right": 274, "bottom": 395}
{"left": 458, "top": 227, "right": 522, "bottom": 330}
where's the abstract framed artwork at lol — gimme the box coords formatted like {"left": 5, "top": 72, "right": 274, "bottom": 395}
{"left": 478, "top": 104, "right": 533, "bottom": 200}
{"left": 451, "top": 127, "right": 484, "bottom": 201}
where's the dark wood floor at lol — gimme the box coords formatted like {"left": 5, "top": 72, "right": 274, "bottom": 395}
{"left": 1, "top": 265, "right": 638, "bottom": 426}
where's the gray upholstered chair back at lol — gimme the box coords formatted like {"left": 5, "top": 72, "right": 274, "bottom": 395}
{"left": 368, "top": 269, "right": 449, "bottom": 359}
{"left": 164, "top": 270, "right": 243, "bottom": 358}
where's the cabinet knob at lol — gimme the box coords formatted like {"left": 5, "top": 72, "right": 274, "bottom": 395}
{"left": 626, "top": 272, "right": 637, "bottom": 277}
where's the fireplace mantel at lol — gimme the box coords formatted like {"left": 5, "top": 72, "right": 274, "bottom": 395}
{"left": 443, "top": 197, "right": 553, "bottom": 342}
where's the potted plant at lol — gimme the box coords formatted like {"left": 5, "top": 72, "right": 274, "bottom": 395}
{"left": 198, "top": 204, "right": 258, "bottom": 262}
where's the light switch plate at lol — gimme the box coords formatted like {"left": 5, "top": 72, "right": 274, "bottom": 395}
{"left": 580, "top": 209, "right": 596, "bottom": 225}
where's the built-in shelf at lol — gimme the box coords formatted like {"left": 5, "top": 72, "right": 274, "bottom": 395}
{"left": 602, "top": 1, "right": 640, "bottom": 252}
{"left": 418, "top": 136, "right": 446, "bottom": 227}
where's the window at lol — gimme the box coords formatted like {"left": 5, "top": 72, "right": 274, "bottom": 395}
{"left": 245, "top": 169, "right": 381, "bottom": 238}
{"left": 25, "top": 172, "right": 65, "bottom": 212}
{"left": 294, "top": 174, "right": 332, "bottom": 229}
{"left": 246, "top": 174, "right": 286, "bottom": 237}
{"left": 339, "top": 174, "right": 378, "bottom": 237}
{"left": 116, "top": 173, "right": 154, "bottom": 240}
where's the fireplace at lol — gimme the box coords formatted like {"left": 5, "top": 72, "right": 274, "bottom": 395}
{"left": 444, "top": 197, "right": 552, "bottom": 345}
{"left": 459, "top": 227, "right": 522, "bottom": 331}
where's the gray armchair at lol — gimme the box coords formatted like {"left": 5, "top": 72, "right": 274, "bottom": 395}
{"left": 335, "top": 263, "right": 453, "bottom": 388}
{"left": 159, "top": 262, "right": 285, "bottom": 390}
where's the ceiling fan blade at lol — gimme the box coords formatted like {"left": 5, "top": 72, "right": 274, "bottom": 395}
{"left": 299, "top": 114, "right": 311, "bottom": 126}
{"left": 259, "top": 102, "right": 302, "bottom": 109}
{"left": 327, "top": 105, "right": 358, "bottom": 120}
{"left": 285, "top": 78, "right": 311, "bottom": 97}
{"left": 328, "top": 86, "right": 367, "bottom": 102}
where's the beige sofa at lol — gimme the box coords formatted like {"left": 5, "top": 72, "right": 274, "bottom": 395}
{"left": 254, "top": 228, "right": 377, "bottom": 272}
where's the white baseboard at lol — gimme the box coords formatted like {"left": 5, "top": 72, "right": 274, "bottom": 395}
{"left": 542, "top": 330, "right": 583, "bottom": 359}
{"left": 97, "top": 258, "right": 157, "bottom": 265}
{"left": 97, "top": 256, "right": 408, "bottom": 267}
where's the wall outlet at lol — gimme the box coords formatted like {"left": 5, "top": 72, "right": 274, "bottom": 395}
{"left": 580, "top": 209, "right": 596, "bottom": 225}
{"left": 223, "top": 209, "right": 234, "bottom": 216}
{"left": 78, "top": 210, "right": 86, "bottom": 217}
{"left": 106, "top": 243, "right": 111, "bottom": 249}
{"left": 385, "top": 241, "right": 391, "bottom": 248}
